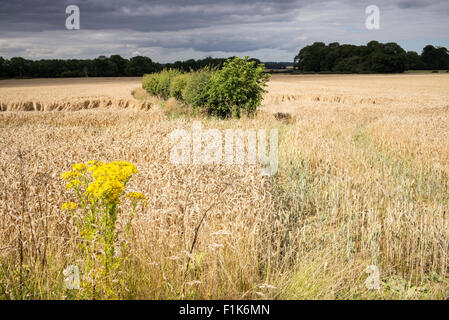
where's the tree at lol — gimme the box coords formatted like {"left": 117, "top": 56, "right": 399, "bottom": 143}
{"left": 109, "top": 55, "right": 128, "bottom": 76}
{"left": 421, "top": 45, "right": 449, "bottom": 70}
{"left": 125, "top": 56, "right": 161, "bottom": 76}
{"left": 294, "top": 41, "right": 408, "bottom": 73}
{"left": 406, "top": 51, "right": 425, "bottom": 70}
{"left": 0, "top": 57, "right": 8, "bottom": 78}
{"left": 206, "top": 56, "right": 270, "bottom": 117}
{"left": 364, "top": 42, "right": 407, "bottom": 73}
{"left": 8, "top": 57, "right": 33, "bottom": 78}
{"left": 294, "top": 42, "right": 328, "bottom": 72}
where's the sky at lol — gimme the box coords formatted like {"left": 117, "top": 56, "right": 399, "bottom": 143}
{"left": 0, "top": 0, "right": 448, "bottom": 63}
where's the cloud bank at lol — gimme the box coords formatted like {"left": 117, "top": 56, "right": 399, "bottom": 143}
{"left": 1, "top": 0, "right": 448, "bottom": 62}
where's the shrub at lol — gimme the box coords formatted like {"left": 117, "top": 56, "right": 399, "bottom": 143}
{"left": 142, "top": 69, "right": 181, "bottom": 100}
{"left": 169, "top": 74, "right": 190, "bottom": 101}
{"left": 182, "top": 68, "right": 214, "bottom": 109}
{"left": 142, "top": 73, "right": 159, "bottom": 96}
{"left": 142, "top": 57, "right": 269, "bottom": 118}
{"left": 205, "top": 56, "right": 270, "bottom": 117}
{"left": 155, "top": 69, "right": 181, "bottom": 100}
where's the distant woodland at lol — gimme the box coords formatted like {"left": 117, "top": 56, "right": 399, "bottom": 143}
{"left": 1, "top": 41, "right": 448, "bottom": 78}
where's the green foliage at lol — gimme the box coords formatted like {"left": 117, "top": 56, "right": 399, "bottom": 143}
{"left": 0, "top": 56, "right": 9, "bottom": 78}
{"left": 142, "top": 57, "right": 269, "bottom": 118}
{"left": 142, "top": 73, "right": 159, "bottom": 96}
{"left": 125, "top": 56, "right": 162, "bottom": 77}
{"left": 205, "top": 56, "right": 270, "bottom": 117}
{"left": 0, "top": 55, "right": 260, "bottom": 79}
{"left": 169, "top": 74, "right": 191, "bottom": 101}
{"left": 406, "top": 51, "right": 425, "bottom": 70}
{"left": 165, "top": 56, "right": 262, "bottom": 72}
{"left": 142, "top": 69, "right": 181, "bottom": 99}
{"left": 181, "top": 69, "right": 214, "bottom": 109}
{"left": 155, "top": 69, "right": 182, "bottom": 100}
{"left": 421, "top": 45, "right": 449, "bottom": 70}
{"left": 294, "top": 41, "right": 418, "bottom": 73}
{"left": 0, "top": 55, "right": 163, "bottom": 78}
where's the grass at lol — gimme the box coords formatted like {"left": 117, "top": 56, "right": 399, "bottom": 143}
{"left": 131, "top": 88, "right": 152, "bottom": 100}
{"left": 0, "top": 74, "right": 448, "bottom": 299}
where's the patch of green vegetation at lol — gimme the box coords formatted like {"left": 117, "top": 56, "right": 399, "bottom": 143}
{"left": 142, "top": 57, "right": 270, "bottom": 118}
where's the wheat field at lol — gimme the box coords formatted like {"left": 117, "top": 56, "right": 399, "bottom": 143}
{"left": 0, "top": 74, "right": 448, "bottom": 299}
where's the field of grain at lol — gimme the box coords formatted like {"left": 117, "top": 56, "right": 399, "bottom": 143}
{"left": 0, "top": 78, "right": 150, "bottom": 111}
{"left": 0, "top": 74, "right": 448, "bottom": 299}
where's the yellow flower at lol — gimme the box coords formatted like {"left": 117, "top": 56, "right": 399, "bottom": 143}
{"left": 66, "top": 179, "right": 81, "bottom": 190}
{"left": 86, "top": 179, "right": 124, "bottom": 204}
{"left": 87, "top": 160, "right": 104, "bottom": 172}
{"left": 62, "top": 202, "right": 78, "bottom": 211}
{"left": 91, "top": 161, "right": 138, "bottom": 184}
{"left": 64, "top": 160, "right": 140, "bottom": 205}
{"left": 126, "top": 192, "right": 146, "bottom": 201}
{"left": 72, "top": 163, "right": 87, "bottom": 172}
{"left": 61, "top": 171, "right": 81, "bottom": 180}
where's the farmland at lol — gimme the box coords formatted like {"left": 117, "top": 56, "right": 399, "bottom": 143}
{"left": 0, "top": 74, "right": 448, "bottom": 299}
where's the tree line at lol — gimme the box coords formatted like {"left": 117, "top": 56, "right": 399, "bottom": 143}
{"left": 0, "top": 55, "right": 161, "bottom": 78}
{"left": 164, "top": 57, "right": 260, "bottom": 72}
{"left": 1, "top": 41, "right": 448, "bottom": 78}
{"left": 0, "top": 55, "right": 261, "bottom": 79}
{"left": 294, "top": 41, "right": 449, "bottom": 73}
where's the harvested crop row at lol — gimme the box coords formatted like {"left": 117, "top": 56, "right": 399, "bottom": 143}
{"left": 0, "top": 98, "right": 153, "bottom": 112}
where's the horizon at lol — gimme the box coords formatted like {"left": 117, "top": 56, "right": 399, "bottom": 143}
{"left": 0, "top": 41, "right": 445, "bottom": 64}
{"left": 1, "top": 0, "right": 449, "bottom": 63}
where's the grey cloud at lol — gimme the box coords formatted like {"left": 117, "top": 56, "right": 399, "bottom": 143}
{"left": 0, "top": 0, "right": 304, "bottom": 32}
{"left": 397, "top": 1, "right": 432, "bottom": 9}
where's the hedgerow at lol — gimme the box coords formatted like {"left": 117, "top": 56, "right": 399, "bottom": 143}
{"left": 182, "top": 69, "right": 214, "bottom": 109}
{"left": 169, "top": 74, "right": 191, "bottom": 101}
{"left": 142, "top": 57, "right": 270, "bottom": 118}
{"left": 205, "top": 56, "right": 270, "bottom": 117}
{"left": 142, "top": 69, "right": 181, "bottom": 100}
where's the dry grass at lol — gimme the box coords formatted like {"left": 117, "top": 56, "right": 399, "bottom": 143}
{"left": 0, "top": 78, "right": 152, "bottom": 111}
{"left": 0, "top": 74, "right": 448, "bottom": 299}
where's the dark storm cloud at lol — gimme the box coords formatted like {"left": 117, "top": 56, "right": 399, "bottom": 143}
{"left": 0, "top": 0, "right": 449, "bottom": 62}
{"left": 0, "top": 0, "right": 303, "bottom": 32}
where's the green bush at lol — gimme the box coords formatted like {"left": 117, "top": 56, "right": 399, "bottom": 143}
{"left": 142, "top": 57, "right": 269, "bottom": 118}
{"left": 205, "top": 56, "right": 270, "bottom": 117}
{"left": 182, "top": 69, "right": 214, "bottom": 109}
{"left": 142, "top": 73, "right": 159, "bottom": 96}
{"left": 169, "top": 74, "right": 190, "bottom": 101}
{"left": 155, "top": 69, "right": 181, "bottom": 100}
{"left": 142, "top": 69, "right": 181, "bottom": 100}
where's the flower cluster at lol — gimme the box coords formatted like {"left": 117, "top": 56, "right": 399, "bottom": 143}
{"left": 86, "top": 161, "right": 138, "bottom": 204}
{"left": 126, "top": 192, "right": 147, "bottom": 207}
{"left": 61, "top": 170, "right": 82, "bottom": 190}
{"left": 126, "top": 192, "right": 146, "bottom": 201}
{"left": 61, "top": 202, "right": 78, "bottom": 211}
{"left": 60, "top": 160, "right": 144, "bottom": 296}
{"left": 61, "top": 160, "right": 139, "bottom": 205}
